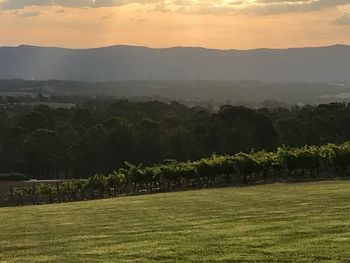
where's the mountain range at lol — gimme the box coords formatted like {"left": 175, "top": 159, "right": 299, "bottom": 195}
{"left": 0, "top": 44, "right": 349, "bottom": 82}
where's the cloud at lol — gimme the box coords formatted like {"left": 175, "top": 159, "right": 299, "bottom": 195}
{"left": 244, "top": 0, "right": 350, "bottom": 16}
{"left": 0, "top": 0, "right": 161, "bottom": 10}
{"left": 0, "top": 0, "right": 349, "bottom": 16}
{"left": 169, "top": 0, "right": 350, "bottom": 16}
{"left": 0, "top": 0, "right": 106, "bottom": 9}
{"left": 136, "top": 18, "right": 149, "bottom": 23}
{"left": 332, "top": 13, "right": 350, "bottom": 25}
{"left": 102, "top": 12, "right": 115, "bottom": 19}
{"left": 18, "top": 11, "right": 41, "bottom": 17}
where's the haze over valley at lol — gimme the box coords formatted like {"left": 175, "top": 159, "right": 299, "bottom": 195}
{"left": 1, "top": 44, "right": 349, "bottom": 83}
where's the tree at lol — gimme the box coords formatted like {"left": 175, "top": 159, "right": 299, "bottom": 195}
{"left": 218, "top": 105, "right": 278, "bottom": 153}
{"left": 21, "top": 129, "right": 67, "bottom": 179}
{"left": 17, "top": 111, "right": 50, "bottom": 131}
{"left": 55, "top": 124, "right": 81, "bottom": 146}
{"left": 103, "top": 117, "right": 136, "bottom": 168}
{"left": 69, "top": 125, "right": 110, "bottom": 177}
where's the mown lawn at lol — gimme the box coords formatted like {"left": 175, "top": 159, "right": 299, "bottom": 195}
{"left": 1, "top": 181, "right": 350, "bottom": 262}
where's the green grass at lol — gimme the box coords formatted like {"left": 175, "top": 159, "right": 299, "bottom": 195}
{"left": 1, "top": 181, "right": 350, "bottom": 262}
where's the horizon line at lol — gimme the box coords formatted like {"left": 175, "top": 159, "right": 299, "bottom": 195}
{"left": 0, "top": 43, "right": 349, "bottom": 52}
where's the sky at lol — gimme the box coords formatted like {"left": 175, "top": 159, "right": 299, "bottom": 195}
{"left": 0, "top": 0, "right": 350, "bottom": 49}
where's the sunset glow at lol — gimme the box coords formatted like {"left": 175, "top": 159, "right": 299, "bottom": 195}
{"left": 0, "top": 0, "right": 350, "bottom": 49}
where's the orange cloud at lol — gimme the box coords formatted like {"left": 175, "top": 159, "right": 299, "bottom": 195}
{"left": 0, "top": 2, "right": 349, "bottom": 49}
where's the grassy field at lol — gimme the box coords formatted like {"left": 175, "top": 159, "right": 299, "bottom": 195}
{"left": 1, "top": 181, "right": 350, "bottom": 262}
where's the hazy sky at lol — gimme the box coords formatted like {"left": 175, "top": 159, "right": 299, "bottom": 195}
{"left": 0, "top": 0, "right": 350, "bottom": 49}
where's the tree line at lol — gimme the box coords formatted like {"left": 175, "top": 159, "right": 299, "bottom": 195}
{"left": 1, "top": 99, "right": 350, "bottom": 179}
{"left": 7, "top": 142, "right": 350, "bottom": 206}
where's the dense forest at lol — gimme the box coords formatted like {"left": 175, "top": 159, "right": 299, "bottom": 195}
{"left": 1, "top": 99, "right": 350, "bottom": 180}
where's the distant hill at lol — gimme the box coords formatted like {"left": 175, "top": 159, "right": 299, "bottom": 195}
{"left": 0, "top": 44, "right": 349, "bottom": 82}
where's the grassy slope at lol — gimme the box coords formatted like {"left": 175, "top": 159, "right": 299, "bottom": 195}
{"left": 1, "top": 181, "right": 350, "bottom": 262}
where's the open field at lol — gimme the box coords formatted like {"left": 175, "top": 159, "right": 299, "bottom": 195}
{"left": 1, "top": 181, "right": 350, "bottom": 262}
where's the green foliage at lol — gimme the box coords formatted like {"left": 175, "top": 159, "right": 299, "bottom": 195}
{"left": 7, "top": 140, "right": 350, "bottom": 206}
{"left": 87, "top": 174, "right": 107, "bottom": 193}
{"left": 4, "top": 100, "right": 350, "bottom": 188}
{"left": 38, "top": 184, "right": 55, "bottom": 196}
{"left": 3, "top": 100, "right": 350, "bottom": 180}
{"left": 322, "top": 143, "right": 350, "bottom": 174}
{"left": 21, "top": 129, "right": 67, "bottom": 178}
